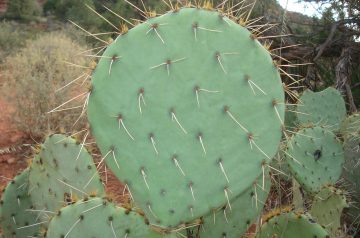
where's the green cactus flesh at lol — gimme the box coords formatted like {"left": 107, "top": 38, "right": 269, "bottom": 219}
{"left": 87, "top": 7, "right": 285, "bottom": 228}
{"left": 284, "top": 127, "right": 344, "bottom": 193}
{"left": 296, "top": 87, "right": 346, "bottom": 131}
{"left": 198, "top": 169, "right": 271, "bottom": 238}
{"left": 28, "top": 134, "right": 105, "bottom": 223}
{"left": 0, "top": 169, "right": 42, "bottom": 238}
{"left": 46, "top": 197, "right": 174, "bottom": 238}
{"left": 310, "top": 186, "right": 348, "bottom": 237}
{"left": 256, "top": 211, "right": 329, "bottom": 238}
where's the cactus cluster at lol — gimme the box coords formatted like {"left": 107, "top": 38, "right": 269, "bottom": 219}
{"left": 1, "top": 1, "right": 358, "bottom": 238}
{"left": 0, "top": 134, "right": 105, "bottom": 237}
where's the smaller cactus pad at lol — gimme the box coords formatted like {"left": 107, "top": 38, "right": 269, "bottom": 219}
{"left": 256, "top": 211, "right": 329, "bottom": 238}
{"left": 199, "top": 169, "right": 271, "bottom": 238}
{"left": 28, "top": 134, "right": 105, "bottom": 222}
{"left": 0, "top": 169, "right": 42, "bottom": 238}
{"left": 296, "top": 87, "right": 346, "bottom": 131}
{"left": 284, "top": 127, "right": 344, "bottom": 193}
{"left": 46, "top": 197, "right": 173, "bottom": 238}
{"left": 310, "top": 186, "right": 348, "bottom": 237}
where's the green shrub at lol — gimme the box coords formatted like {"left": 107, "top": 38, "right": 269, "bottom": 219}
{"left": 44, "top": 0, "right": 101, "bottom": 30}
{"left": 0, "top": 21, "right": 35, "bottom": 62}
{"left": 59, "top": 23, "right": 88, "bottom": 46}
{"left": 5, "top": 0, "right": 41, "bottom": 21}
{"left": 2, "top": 32, "right": 89, "bottom": 137}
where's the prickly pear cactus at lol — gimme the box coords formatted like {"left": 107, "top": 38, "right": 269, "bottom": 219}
{"left": 284, "top": 127, "right": 344, "bottom": 193}
{"left": 0, "top": 169, "right": 42, "bottom": 238}
{"left": 46, "top": 197, "right": 173, "bottom": 238}
{"left": 198, "top": 169, "right": 271, "bottom": 238}
{"left": 256, "top": 211, "right": 329, "bottom": 238}
{"left": 342, "top": 136, "right": 360, "bottom": 228}
{"left": 310, "top": 186, "right": 348, "bottom": 237}
{"left": 341, "top": 113, "right": 360, "bottom": 141}
{"left": 88, "top": 7, "right": 285, "bottom": 228}
{"left": 296, "top": 87, "right": 346, "bottom": 131}
{"left": 28, "top": 134, "right": 105, "bottom": 222}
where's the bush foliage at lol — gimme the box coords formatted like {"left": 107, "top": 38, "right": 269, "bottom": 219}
{"left": 44, "top": 0, "right": 101, "bottom": 30}
{"left": 0, "top": 21, "right": 31, "bottom": 62}
{"left": 2, "top": 32, "right": 89, "bottom": 136}
{"left": 5, "top": 0, "right": 41, "bottom": 21}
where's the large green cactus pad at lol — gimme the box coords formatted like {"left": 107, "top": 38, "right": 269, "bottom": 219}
{"left": 88, "top": 7, "right": 284, "bottom": 228}
{"left": 310, "top": 186, "right": 348, "bottom": 237}
{"left": 284, "top": 127, "right": 344, "bottom": 193}
{"left": 256, "top": 211, "right": 329, "bottom": 238}
{"left": 0, "top": 169, "right": 42, "bottom": 238}
{"left": 28, "top": 134, "right": 105, "bottom": 223}
{"left": 296, "top": 87, "right": 346, "bottom": 131}
{"left": 199, "top": 169, "right": 271, "bottom": 238}
{"left": 46, "top": 197, "right": 174, "bottom": 238}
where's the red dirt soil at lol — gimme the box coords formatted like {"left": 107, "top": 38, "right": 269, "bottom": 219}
{"left": 0, "top": 72, "right": 128, "bottom": 204}
{"left": 0, "top": 79, "right": 28, "bottom": 193}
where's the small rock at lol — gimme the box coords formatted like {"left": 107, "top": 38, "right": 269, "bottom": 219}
{"left": 6, "top": 157, "right": 16, "bottom": 164}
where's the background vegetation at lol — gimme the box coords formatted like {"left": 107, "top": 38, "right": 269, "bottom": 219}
{"left": 3, "top": 32, "right": 88, "bottom": 135}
